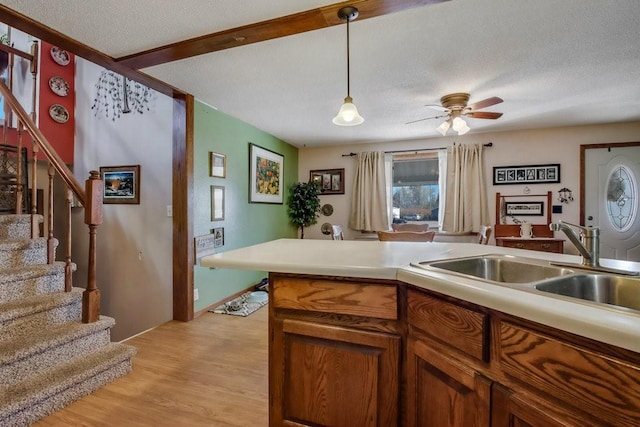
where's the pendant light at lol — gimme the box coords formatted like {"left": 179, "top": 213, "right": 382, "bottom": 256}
{"left": 332, "top": 6, "right": 364, "bottom": 126}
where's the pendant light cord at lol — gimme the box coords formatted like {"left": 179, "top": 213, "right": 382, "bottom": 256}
{"left": 346, "top": 17, "right": 351, "bottom": 97}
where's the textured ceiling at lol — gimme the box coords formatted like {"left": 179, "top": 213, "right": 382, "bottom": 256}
{"left": 1, "top": 0, "right": 639, "bottom": 147}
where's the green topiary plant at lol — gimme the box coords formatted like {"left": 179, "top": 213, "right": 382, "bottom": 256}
{"left": 287, "top": 181, "right": 321, "bottom": 239}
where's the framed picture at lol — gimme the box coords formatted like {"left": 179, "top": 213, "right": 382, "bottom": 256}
{"left": 249, "top": 143, "right": 284, "bottom": 204}
{"left": 100, "top": 165, "right": 140, "bottom": 204}
{"left": 210, "top": 152, "right": 226, "bottom": 178}
{"left": 213, "top": 227, "right": 224, "bottom": 248}
{"left": 505, "top": 201, "right": 544, "bottom": 216}
{"left": 194, "top": 233, "right": 216, "bottom": 265}
{"left": 211, "top": 185, "right": 225, "bottom": 221}
{"left": 493, "top": 164, "right": 560, "bottom": 185}
{"left": 309, "top": 168, "right": 345, "bottom": 195}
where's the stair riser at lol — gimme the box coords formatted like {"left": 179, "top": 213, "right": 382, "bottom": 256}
{"left": 0, "top": 359, "right": 132, "bottom": 427}
{"left": 0, "top": 271, "right": 65, "bottom": 304}
{"left": 0, "top": 223, "right": 34, "bottom": 240}
{"left": 0, "top": 300, "right": 81, "bottom": 340}
{"left": 0, "top": 329, "right": 111, "bottom": 387}
{"left": 0, "top": 247, "right": 49, "bottom": 269}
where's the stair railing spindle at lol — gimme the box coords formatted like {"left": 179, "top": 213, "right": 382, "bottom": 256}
{"left": 65, "top": 188, "right": 73, "bottom": 292}
{"left": 30, "top": 143, "right": 38, "bottom": 238}
{"left": 47, "top": 163, "right": 55, "bottom": 264}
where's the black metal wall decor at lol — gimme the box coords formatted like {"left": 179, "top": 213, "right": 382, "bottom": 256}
{"left": 493, "top": 164, "right": 560, "bottom": 185}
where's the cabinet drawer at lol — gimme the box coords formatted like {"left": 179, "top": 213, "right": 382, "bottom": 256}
{"left": 498, "top": 239, "right": 563, "bottom": 253}
{"left": 272, "top": 276, "right": 397, "bottom": 320}
{"left": 408, "top": 289, "right": 489, "bottom": 362}
{"left": 499, "top": 322, "right": 640, "bottom": 425}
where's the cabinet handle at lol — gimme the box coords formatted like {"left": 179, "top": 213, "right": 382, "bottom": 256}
{"left": 542, "top": 244, "right": 551, "bottom": 249}
{"left": 515, "top": 243, "right": 524, "bottom": 248}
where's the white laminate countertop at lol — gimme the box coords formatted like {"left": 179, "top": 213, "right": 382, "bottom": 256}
{"left": 202, "top": 238, "right": 640, "bottom": 353}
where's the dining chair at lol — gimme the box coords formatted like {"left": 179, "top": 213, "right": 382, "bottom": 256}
{"left": 332, "top": 225, "right": 344, "bottom": 240}
{"left": 478, "top": 225, "right": 492, "bottom": 245}
{"left": 391, "top": 223, "right": 430, "bottom": 232}
{"left": 377, "top": 230, "right": 436, "bottom": 242}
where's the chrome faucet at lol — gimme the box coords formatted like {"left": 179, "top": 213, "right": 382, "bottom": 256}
{"left": 549, "top": 221, "right": 600, "bottom": 268}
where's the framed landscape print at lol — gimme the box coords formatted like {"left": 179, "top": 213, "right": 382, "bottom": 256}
{"left": 100, "top": 165, "right": 140, "bottom": 204}
{"left": 249, "top": 143, "right": 283, "bottom": 204}
{"left": 310, "top": 168, "right": 345, "bottom": 195}
{"left": 493, "top": 163, "right": 560, "bottom": 185}
{"left": 209, "top": 152, "right": 226, "bottom": 178}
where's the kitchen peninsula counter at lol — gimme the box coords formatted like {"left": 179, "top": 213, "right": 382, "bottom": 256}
{"left": 203, "top": 239, "right": 640, "bottom": 426}
{"left": 202, "top": 238, "right": 640, "bottom": 352}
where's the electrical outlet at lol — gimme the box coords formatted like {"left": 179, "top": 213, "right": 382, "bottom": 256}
{"left": 194, "top": 288, "right": 199, "bottom": 301}
{"left": 166, "top": 205, "right": 173, "bottom": 217}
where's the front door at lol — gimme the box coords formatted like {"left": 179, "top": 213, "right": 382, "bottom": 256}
{"left": 583, "top": 143, "right": 640, "bottom": 261}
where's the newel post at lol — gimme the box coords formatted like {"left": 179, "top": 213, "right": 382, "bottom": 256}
{"left": 82, "top": 170, "right": 103, "bottom": 323}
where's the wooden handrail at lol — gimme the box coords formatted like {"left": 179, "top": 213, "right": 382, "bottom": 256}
{"left": 0, "top": 79, "right": 85, "bottom": 204}
{"left": 0, "top": 43, "right": 34, "bottom": 61}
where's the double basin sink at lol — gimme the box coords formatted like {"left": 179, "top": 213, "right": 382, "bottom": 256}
{"left": 411, "top": 254, "right": 640, "bottom": 313}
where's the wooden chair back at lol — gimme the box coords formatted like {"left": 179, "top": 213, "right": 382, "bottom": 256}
{"left": 478, "top": 225, "right": 492, "bottom": 245}
{"left": 377, "top": 230, "right": 435, "bottom": 242}
{"left": 391, "top": 223, "right": 430, "bottom": 232}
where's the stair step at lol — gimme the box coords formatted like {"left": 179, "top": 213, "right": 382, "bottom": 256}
{"left": 0, "top": 262, "right": 71, "bottom": 303}
{"left": 0, "top": 214, "right": 43, "bottom": 240}
{"left": 0, "top": 342, "right": 137, "bottom": 426}
{"left": 0, "top": 238, "right": 57, "bottom": 269}
{"left": 0, "top": 316, "right": 116, "bottom": 387}
{"left": 0, "top": 288, "right": 82, "bottom": 340}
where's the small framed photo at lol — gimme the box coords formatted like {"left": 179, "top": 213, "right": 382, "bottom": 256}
{"left": 211, "top": 185, "right": 225, "bottom": 221}
{"left": 213, "top": 227, "right": 224, "bottom": 247}
{"left": 210, "top": 152, "right": 226, "bottom": 178}
{"left": 505, "top": 201, "right": 544, "bottom": 216}
{"left": 100, "top": 165, "right": 140, "bottom": 204}
{"left": 309, "top": 168, "right": 345, "bottom": 195}
{"left": 249, "top": 143, "right": 284, "bottom": 204}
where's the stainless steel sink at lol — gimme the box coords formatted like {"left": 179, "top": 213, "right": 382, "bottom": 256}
{"left": 412, "top": 255, "right": 574, "bottom": 284}
{"left": 535, "top": 274, "right": 640, "bottom": 312}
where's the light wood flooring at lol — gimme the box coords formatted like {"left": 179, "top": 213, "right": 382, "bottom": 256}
{"left": 34, "top": 306, "right": 269, "bottom": 427}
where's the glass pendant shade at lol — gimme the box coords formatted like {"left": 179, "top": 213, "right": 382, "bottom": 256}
{"left": 333, "top": 96, "right": 364, "bottom": 126}
{"left": 456, "top": 122, "right": 471, "bottom": 135}
{"left": 437, "top": 120, "right": 451, "bottom": 136}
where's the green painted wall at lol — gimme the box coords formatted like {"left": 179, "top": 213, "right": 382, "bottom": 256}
{"left": 194, "top": 101, "right": 299, "bottom": 311}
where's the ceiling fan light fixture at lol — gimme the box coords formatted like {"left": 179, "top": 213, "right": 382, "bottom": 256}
{"left": 452, "top": 116, "right": 466, "bottom": 132}
{"left": 456, "top": 122, "right": 471, "bottom": 135}
{"left": 333, "top": 6, "right": 364, "bottom": 127}
{"left": 437, "top": 120, "right": 451, "bottom": 136}
{"left": 333, "top": 95, "right": 364, "bottom": 126}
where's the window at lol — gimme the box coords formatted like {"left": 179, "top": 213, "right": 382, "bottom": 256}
{"left": 606, "top": 164, "right": 637, "bottom": 232}
{"left": 392, "top": 153, "right": 440, "bottom": 226}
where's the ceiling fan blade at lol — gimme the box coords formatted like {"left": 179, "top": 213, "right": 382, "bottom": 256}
{"left": 465, "top": 111, "right": 503, "bottom": 119}
{"left": 425, "top": 104, "right": 448, "bottom": 112}
{"left": 467, "top": 96, "right": 503, "bottom": 111}
{"left": 405, "top": 114, "right": 447, "bottom": 125}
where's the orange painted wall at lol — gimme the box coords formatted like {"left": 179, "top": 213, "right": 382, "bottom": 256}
{"left": 38, "top": 40, "right": 74, "bottom": 163}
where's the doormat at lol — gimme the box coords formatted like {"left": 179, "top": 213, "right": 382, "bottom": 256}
{"left": 209, "top": 291, "right": 268, "bottom": 317}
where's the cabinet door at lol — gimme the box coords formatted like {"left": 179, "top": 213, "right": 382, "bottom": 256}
{"left": 271, "top": 318, "right": 400, "bottom": 427}
{"left": 406, "top": 335, "right": 491, "bottom": 427}
{"left": 491, "top": 383, "right": 602, "bottom": 427}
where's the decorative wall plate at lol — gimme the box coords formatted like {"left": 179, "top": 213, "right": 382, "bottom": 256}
{"left": 49, "top": 76, "right": 69, "bottom": 96}
{"left": 321, "top": 203, "right": 334, "bottom": 216}
{"left": 49, "top": 104, "right": 69, "bottom": 123}
{"left": 321, "top": 222, "right": 332, "bottom": 235}
{"left": 50, "top": 47, "right": 70, "bottom": 66}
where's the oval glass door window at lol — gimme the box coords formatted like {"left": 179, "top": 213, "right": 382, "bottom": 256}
{"left": 606, "top": 165, "right": 637, "bottom": 232}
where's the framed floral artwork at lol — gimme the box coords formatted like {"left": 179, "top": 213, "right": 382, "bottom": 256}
{"left": 249, "top": 143, "right": 283, "bottom": 204}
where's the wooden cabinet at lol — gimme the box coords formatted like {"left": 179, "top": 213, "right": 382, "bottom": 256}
{"left": 268, "top": 273, "right": 640, "bottom": 427}
{"left": 269, "top": 274, "right": 401, "bottom": 427}
{"left": 495, "top": 237, "right": 563, "bottom": 254}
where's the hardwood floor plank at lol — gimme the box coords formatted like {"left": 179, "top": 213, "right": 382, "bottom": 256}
{"left": 33, "top": 307, "right": 269, "bottom": 426}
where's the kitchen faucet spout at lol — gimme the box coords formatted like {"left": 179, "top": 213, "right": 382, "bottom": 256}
{"left": 549, "top": 221, "right": 600, "bottom": 268}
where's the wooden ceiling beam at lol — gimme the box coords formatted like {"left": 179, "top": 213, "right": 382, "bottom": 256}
{"left": 116, "top": 0, "right": 449, "bottom": 70}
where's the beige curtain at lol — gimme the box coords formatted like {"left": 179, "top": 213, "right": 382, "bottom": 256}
{"left": 349, "top": 151, "right": 389, "bottom": 232}
{"left": 442, "top": 144, "right": 489, "bottom": 232}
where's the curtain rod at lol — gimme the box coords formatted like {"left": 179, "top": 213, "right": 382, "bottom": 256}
{"left": 341, "top": 142, "right": 493, "bottom": 157}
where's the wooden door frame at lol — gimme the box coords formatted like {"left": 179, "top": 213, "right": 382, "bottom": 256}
{"left": 580, "top": 141, "right": 640, "bottom": 226}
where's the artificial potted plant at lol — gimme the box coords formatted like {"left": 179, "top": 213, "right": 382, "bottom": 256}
{"left": 287, "top": 181, "right": 321, "bottom": 239}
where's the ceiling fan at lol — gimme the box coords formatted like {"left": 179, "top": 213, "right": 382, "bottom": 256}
{"left": 407, "top": 93, "right": 503, "bottom": 135}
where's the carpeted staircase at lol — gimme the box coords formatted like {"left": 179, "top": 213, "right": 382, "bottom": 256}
{"left": 0, "top": 214, "right": 136, "bottom": 426}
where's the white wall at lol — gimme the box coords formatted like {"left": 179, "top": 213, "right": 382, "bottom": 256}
{"left": 298, "top": 121, "right": 640, "bottom": 247}
{"left": 72, "top": 58, "right": 173, "bottom": 341}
